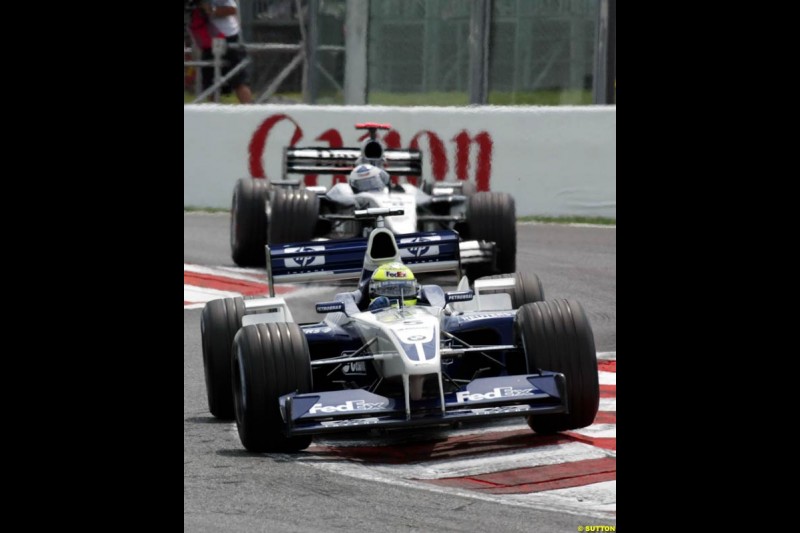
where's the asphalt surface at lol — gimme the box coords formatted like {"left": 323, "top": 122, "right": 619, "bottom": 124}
{"left": 184, "top": 212, "right": 617, "bottom": 532}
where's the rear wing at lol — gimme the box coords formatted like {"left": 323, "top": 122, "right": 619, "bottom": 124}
{"left": 266, "top": 230, "right": 461, "bottom": 297}
{"left": 283, "top": 147, "right": 422, "bottom": 177}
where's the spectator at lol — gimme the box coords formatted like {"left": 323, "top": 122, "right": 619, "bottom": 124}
{"left": 200, "top": 0, "right": 253, "bottom": 104}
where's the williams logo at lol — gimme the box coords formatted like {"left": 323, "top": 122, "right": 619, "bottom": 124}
{"left": 283, "top": 246, "right": 325, "bottom": 268}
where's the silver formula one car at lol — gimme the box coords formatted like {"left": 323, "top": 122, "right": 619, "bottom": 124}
{"left": 203, "top": 208, "right": 599, "bottom": 453}
{"left": 230, "top": 122, "right": 516, "bottom": 280}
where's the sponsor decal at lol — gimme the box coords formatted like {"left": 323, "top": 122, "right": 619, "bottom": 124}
{"left": 458, "top": 311, "right": 517, "bottom": 322}
{"left": 467, "top": 405, "right": 533, "bottom": 415}
{"left": 320, "top": 417, "right": 381, "bottom": 428}
{"left": 284, "top": 246, "right": 325, "bottom": 268}
{"left": 248, "top": 114, "right": 494, "bottom": 190}
{"left": 309, "top": 400, "right": 388, "bottom": 414}
{"left": 407, "top": 334, "right": 426, "bottom": 341}
{"left": 455, "top": 386, "right": 535, "bottom": 404}
{"left": 342, "top": 361, "right": 367, "bottom": 375}
{"left": 446, "top": 291, "right": 474, "bottom": 302}
{"left": 316, "top": 302, "right": 345, "bottom": 313}
{"left": 399, "top": 236, "right": 441, "bottom": 258}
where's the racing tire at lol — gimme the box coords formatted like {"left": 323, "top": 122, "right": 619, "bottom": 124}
{"left": 514, "top": 300, "right": 599, "bottom": 434}
{"left": 268, "top": 189, "right": 320, "bottom": 244}
{"left": 233, "top": 322, "right": 314, "bottom": 453}
{"left": 201, "top": 297, "right": 245, "bottom": 419}
{"left": 478, "top": 272, "right": 545, "bottom": 308}
{"left": 464, "top": 192, "right": 516, "bottom": 279}
{"left": 230, "top": 178, "right": 270, "bottom": 267}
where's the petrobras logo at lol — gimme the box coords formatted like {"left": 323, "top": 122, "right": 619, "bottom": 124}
{"left": 455, "top": 386, "right": 535, "bottom": 404}
{"left": 283, "top": 245, "right": 325, "bottom": 268}
{"left": 399, "top": 236, "right": 440, "bottom": 258}
{"left": 309, "top": 399, "right": 388, "bottom": 414}
{"left": 385, "top": 270, "right": 408, "bottom": 278}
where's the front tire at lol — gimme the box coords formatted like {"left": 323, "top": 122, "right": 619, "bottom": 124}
{"left": 201, "top": 297, "right": 245, "bottom": 419}
{"left": 233, "top": 323, "right": 313, "bottom": 453}
{"left": 515, "top": 300, "right": 599, "bottom": 433}
{"left": 231, "top": 178, "right": 270, "bottom": 267}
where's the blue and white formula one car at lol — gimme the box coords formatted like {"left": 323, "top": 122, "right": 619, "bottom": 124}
{"left": 203, "top": 209, "right": 598, "bottom": 453}
{"left": 230, "top": 122, "right": 516, "bottom": 280}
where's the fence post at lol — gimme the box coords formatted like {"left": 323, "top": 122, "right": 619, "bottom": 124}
{"left": 468, "top": 0, "right": 491, "bottom": 105}
{"left": 212, "top": 37, "right": 227, "bottom": 103}
{"left": 344, "top": 0, "right": 368, "bottom": 105}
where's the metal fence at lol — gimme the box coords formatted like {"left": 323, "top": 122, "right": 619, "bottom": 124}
{"left": 183, "top": 0, "right": 615, "bottom": 105}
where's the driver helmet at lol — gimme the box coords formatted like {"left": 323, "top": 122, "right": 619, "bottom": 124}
{"left": 369, "top": 262, "right": 419, "bottom": 307}
{"left": 349, "top": 164, "right": 389, "bottom": 193}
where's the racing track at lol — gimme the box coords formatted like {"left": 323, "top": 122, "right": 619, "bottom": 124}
{"left": 184, "top": 212, "right": 616, "bottom": 532}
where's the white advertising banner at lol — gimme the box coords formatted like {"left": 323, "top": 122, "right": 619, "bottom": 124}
{"left": 184, "top": 104, "right": 616, "bottom": 218}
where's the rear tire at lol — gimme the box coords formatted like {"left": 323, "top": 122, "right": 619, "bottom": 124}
{"left": 201, "top": 297, "right": 245, "bottom": 419}
{"left": 233, "top": 323, "right": 313, "bottom": 453}
{"left": 230, "top": 178, "right": 270, "bottom": 267}
{"left": 514, "top": 300, "right": 599, "bottom": 433}
{"left": 463, "top": 192, "right": 516, "bottom": 279}
{"left": 268, "top": 189, "right": 320, "bottom": 244}
{"left": 478, "top": 272, "right": 545, "bottom": 308}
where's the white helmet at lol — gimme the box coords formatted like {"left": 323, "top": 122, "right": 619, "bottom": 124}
{"left": 349, "top": 164, "right": 389, "bottom": 193}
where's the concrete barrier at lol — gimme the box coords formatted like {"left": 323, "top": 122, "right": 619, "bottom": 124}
{"left": 184, "top": 104, "right": 615, "bottom": 218}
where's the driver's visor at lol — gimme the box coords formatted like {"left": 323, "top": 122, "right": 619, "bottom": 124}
{"left": 372, "top": 280, "right": 417, "bottom": 297}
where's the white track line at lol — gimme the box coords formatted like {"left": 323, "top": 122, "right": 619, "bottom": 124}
{"left": 598, "top": 371, "right": 616, "bottom": 385}
{"left": 504, "top": 480, "right": 617, "bottom": 517}
{"left": 361, "top": 442, "right": 614, "bottom": 480}
{"left": 184, "top": 285, "right": 242, "bottom": 303}
{"left": 183, "top": 263, "right": 269, "bottom": 284}
{"left": 297, "top": 455, "right": 616, "bottom": 520}
{"left": 571, "top": 424, "right": 616, "bottom": 439}
{"left": 599, "top": 398, "right": 616, "bottom": 412}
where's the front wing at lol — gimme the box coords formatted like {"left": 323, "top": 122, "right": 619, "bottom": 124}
{"left": 279, "top": 373, "right": 567, "bottom": 436}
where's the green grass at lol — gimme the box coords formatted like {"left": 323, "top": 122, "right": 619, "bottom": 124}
{"left": 519, "top": 215, "right": 615, "bottom": 226}
{"left": 184, "top": 89, "right": 593, "bottom": 106}
{"left": 184, "top": 207, "right": 615, "bottom": 226}
{"left": 184, "top": 205, "right": 229, "bottom": 213}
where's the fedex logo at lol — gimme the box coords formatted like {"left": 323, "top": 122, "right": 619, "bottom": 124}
{"left": 455, "top": 386, "right": 534, "bottom": 403}
{"left": 386, "top": 270, "right": 407, "bottom": 278}
{"left": 309, "top": 400, "right": 387, "bottom": 414}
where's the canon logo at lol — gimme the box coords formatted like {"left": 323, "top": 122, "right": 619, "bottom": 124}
{"left": 247, "top": 114, "right": 494, "bottom": 190}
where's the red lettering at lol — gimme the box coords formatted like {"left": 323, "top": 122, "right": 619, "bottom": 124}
{"left": 410, "top": 131, "right": 447, "bottom": 187}
{"left": 248, "top": 114, "right": 304, "bottom": 181}
{"left": 452, "top": 131, "right": 493, "bottom": 191}
{"left": 247, "top": 115, "right": 494, "bottom": 191}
